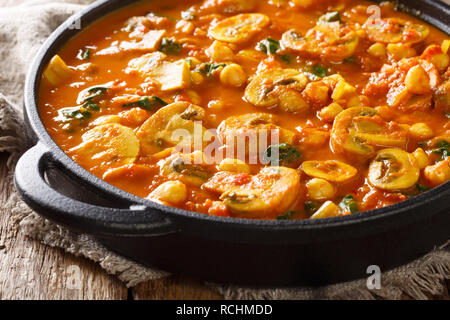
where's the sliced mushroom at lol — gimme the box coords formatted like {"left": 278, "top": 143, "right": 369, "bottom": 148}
{"left": 159, "top": 151, "right": 215, "bottom": 187}
{"left": 281, "top": 24, "right": 359, "bottom": 62}
{"left": 244, "top": 69, "right": 310, "bottom": 112}
{"left": 136, "top": 102, "right": 213, "bottom": 156}
{"left": 331, "top": 107, "right": 408, "bottom": 160}
{"left": 203, "top": 166, "right": 301, "bottom": 219}
{"left": 120, "top": 29, "right": 166, "bottom": 52}
{"left": 126, "top": 52, "right": 191, "bottom": 91}
{"left": 217, "top": 113, "right": 297, "bottom": 155}
{"left": 302, "top": 160, "right": 358, "bottom": 183}
{"left": 368, "top": 148, "right": 420, "bottom": 191}
{"left": 364, "top": 18, "right": 429, "bottom": 44}
{"left": 70, "top": 123, "right": 140, "bottom": 169}
{"left": 209, "top": 13, "right": 270, "bottom": 44}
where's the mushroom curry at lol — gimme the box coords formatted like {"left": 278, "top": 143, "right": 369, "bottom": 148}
{"left": 39, "top": 0, "right": 450, "bottom": 220}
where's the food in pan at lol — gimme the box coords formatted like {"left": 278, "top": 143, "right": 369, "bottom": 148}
{"left": 39, "top": 0, "right": 450, "bottom": 220}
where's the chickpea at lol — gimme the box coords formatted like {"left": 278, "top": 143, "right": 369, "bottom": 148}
{"left": 310, "top": 201, "right": 340, "bottom": 219}
{"left": 368, "top": 43, "right": 386, "bottom": 57}
{"left": 430, "top": 53, "right": 450, "bottom": 72}
{"left": 332, "top": 81, "right": 356, "bottom": 100}
{"left": 306, "top": 178, "right": 336, "bottom": 201}
{"left": 387, "top": 43, "right": 417, "bottom": 60}
{"left": 412, "top": 148, "right": 429, "bottom": 169}
{"left": 206, "top": 40, "right": 234, "bottom": 61}
{"left": 424, "top": 160, "right": 450, "bottom": 187}
{"left": 150, "top": 181, "right": 188, "bottom": 205}
{"left": 409, "top": 123, "right": 434, "bottom": 140}
{"left": 220, "top": 64, "right": 247, "bottom": 87}
{"left": 219, "top": 158, "right": 251, "bottom": 174}
{"left": 405, "top": 65, "right": 431, "bottom": 95}
{"left": 191, "top": 71, "right": 205, "bottom": 85}
{"left": 318, "top": 103, "right": 343, "bottom": 123}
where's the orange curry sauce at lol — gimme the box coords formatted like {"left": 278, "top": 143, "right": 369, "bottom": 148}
{"left": 39, "top": 0, "right": 450, "bottom": 220}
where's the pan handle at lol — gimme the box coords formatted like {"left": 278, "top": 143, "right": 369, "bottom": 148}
{"left": 14, "top": 143, "right": 176, "bottom": 237}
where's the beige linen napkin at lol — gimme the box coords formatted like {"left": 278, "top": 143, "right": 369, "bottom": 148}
{"left": 0, "top": 0, "right": 448, "bottom": 299}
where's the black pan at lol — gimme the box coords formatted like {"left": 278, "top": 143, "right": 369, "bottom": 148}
{"left": 14, "top": 0, "right": 450, "bottom": 286}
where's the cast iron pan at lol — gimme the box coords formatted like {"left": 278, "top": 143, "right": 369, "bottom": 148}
{"left": 15, "top": 0, "right": 450, "bottom": 286}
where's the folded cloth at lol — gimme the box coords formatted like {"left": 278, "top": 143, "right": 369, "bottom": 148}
{"left": 0, "top": 0, "right": 448, "bottom": 299}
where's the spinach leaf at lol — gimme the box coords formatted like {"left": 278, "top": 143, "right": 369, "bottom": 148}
{"left": 56, "top": 106, "right": 91, "bottom": 124}
{"left": 257, "top": 38, "right": 280, "bottom": 55}
{"left": 123, "top": 96, "right": 168, "bottom": 111}
{"left": 318, "top": 11, "right": 342, "bottom": 24}
{"left": 159, "top": 38, "right": 181, "bottom": 55}
{"left": 277, "top": 210, "right": 296, "bottom": 220}
{"left": 264, "top": 143, "right": 302, "bottom": 166}
{"left": 277, "top": 54, "right": 292, "bottom": 64}
{"left": 312, "top": 65, "right": 328, "bottom": 78}
{"left": 338, "top": 195, "right": 359, "bottom": 214}
{"left": 197, "top": 63, "right": 227, "bottom": 77}
{"left": 415, "top": 184, "right": 431, "bottom": 192}
{"left": 433, "top": 140, "right": 450, "bottom": 161}
{"left": 304, "top": 201, "right": 321, "bottom": 216}
{"left": 77, "top": 48, "right": 91, "bottom": 60}
{"left": 343, "top": 56, "right": 358, "bottom": 64}
{"left": 77, "top": 84, "right": 110, "bottom": 105}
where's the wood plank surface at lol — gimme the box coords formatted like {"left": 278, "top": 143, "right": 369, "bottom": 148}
{"left": 132, "top": 276, "right": 222, "bottom": 300}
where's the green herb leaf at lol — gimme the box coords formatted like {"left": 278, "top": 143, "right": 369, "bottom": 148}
{"left": 415, "top": 184, "right": 430, "bottom": 192}
{"left": 446, "top": 112, "right": 450, "bottom": 119}
{"left": 417, "top": 141, "right": 427, "bottom": 148}
{"left": 433, "top": 140, "right": 450, "bottom": 161}
{"left": 277, "top": 54, "right": 292, "bottom": 64}
{"left": 338, "top": 195, "right": 359, "bottom": 214}
{"left": 343, "top": 56, "right": 358, "bottom": 64}
{"left": 277, "top": 210, "right": 296, "bottom": 220}
{"left": 77, "top": 48, "right": 91, "bottom": 60}
{"left": 197, "top": 63, "right": 227, "bottom": 77}
{"left": 56, "top": 106, "right": 91, "bottom": 124}
{"left": 77, "top": 85, "right": 110, "bottom": 104}
{"left": 312, "top": 65, "right": 328, "bottom": 78}
{"left": 122, "top": 96, "right": 168, "bottom": 111}
{"left": 318, "top": 11, "right": 342, "bottom": 24}
{"left": 304, "top": 201, "right": 321, "bottom": 216}
{"left": 159, "top": 38, "right": 181, "bottom": 55}
{"left": 264, "top": 143, "right": 302, "bottom": 166}
{"left": 257, "top": 38, "right": 280, "bottom": 55}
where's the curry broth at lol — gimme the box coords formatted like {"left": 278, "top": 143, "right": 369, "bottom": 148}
{"left": 39, "top": 0, "right": 450, "bottom": 219}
